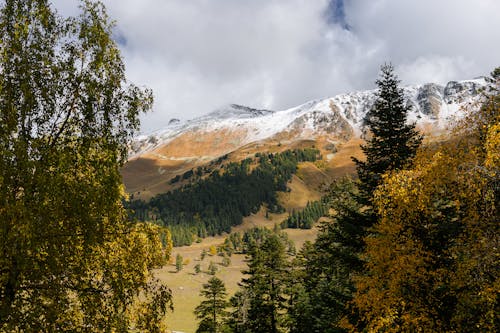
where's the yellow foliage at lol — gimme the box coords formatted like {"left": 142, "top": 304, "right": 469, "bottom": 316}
{"left": 350, "top": 85, "right": 499, "bottom": 332}
{"left": 485, "top": 122, "right": 500, "bottom": 168}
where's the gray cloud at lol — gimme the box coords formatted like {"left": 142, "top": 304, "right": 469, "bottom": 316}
{"left": 52, "top": 0, "right": 500, "bottom": 133}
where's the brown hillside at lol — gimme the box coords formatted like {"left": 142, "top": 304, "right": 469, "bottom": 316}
{"left": 122, "top": 135, "right": 364, "bottom": 201}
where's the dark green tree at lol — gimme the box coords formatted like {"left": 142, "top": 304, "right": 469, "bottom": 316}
{"left": 353, "top": 63, "right": 422, "bottom": 200}
{"left": 176, "top": 253, "right": 183, "bottom": 272}
{"left": 288, "top": 178, "right": 364, "bottom": 333}
{"left": 195, "top": 277, "right": 230, "bottom": 333}
{"left": 226, "top": 290, "right": 251, "bottom": 333}
{"left": 238, "top": 234, "right": 290, "bottom": 333}
{"left": 291, "top": 63, "right": 423, "bottom": 331}
{"left": 208, "top": 261, "right": 218, "bottom": 275}
{"left": 348, "top": 70, "right": 499, "bottom": 331}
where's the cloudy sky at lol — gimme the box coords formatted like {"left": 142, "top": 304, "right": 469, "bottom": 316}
{"left": 53, "top": 0, "right": 500, "bottom": 133}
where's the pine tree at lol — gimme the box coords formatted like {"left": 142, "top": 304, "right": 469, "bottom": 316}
{"left": 238, "top": 234, "right": 290, "bottom": 333}
{"left": 348, "top": 68, "right": 499, "bottom": 332}
{"left": 289, "top": 65, "right": 423, "bottom": 332}
{"left": 289, "top": 178, "right": 364, "bottom": 333}
{"left": 176, "top": 253, "right": 184, "bottom": 272}
{"left": 195, "top": 277, "right": 230, "bottom": 333}
{"left": 208, "top": 261, "right": 218, "bottom": 275}
{"left": 353, "top": 63, "right": 422, "bottom": 199}
{"left": 227, "top": 290, "right": 251, "bottom": 333}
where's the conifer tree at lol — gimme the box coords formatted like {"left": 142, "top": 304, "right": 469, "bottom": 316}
{"left": 208, "top": 261, "right": 218, "bottom": 275}
{"left": 347, "top": 67, "right": 499, "bottom": 332}
{"left": 290, "top": 65, "right": 423, "bottom": 332}
{"left": 238, "top": 234, "right": 290, "bottom": 333}
{"left": 289, "top": 178, "right": 364, "bottom": 333}
{"left": 195, "top": 277, "right": 230, "bottom": 333}
{"left": 226, "top": 290, "right": 251, "bottom": 333}
{"left": 353, "top": 63, "right": 422, "bottom": 199}
{"left": 176, "top": 254, "right": 184, "bottom": 272}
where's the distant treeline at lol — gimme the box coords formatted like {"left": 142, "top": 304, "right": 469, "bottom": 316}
{"left": 221, "top": 226, "right": 296, "bottom": 256}
{"left": 280, "top": 199, "right": 329, "bottom": 229}
{"left": 127, "top": 148, "right": 320, "bottom": 246}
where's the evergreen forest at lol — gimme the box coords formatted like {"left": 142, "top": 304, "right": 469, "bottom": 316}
{"left": 128, "top": 148, "right": 320, "bottom": 246}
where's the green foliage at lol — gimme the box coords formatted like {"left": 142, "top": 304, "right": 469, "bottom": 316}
{"left": 353, "top": 63, "right": 422, "bottom": 200}
{"left": 226, "top": 290, "right": 251, "bottom": 333}
{"left": 194, "top": 263, "right": 201, "bottom": 274}
{"left": 221, "top": 255, "right": 231, "bottom": 267}
{"left": 281, "top": 199, "right": 329, "bottom": 229}
{"left": 0, "top": 1, "right": 171, "bottom": 331}
{"left": 128, "top": 148, "right": 320, "bottom": 246}
{"left": 221, "top": 226, "right": 294, "bottom": 257}
{"left": 176, "top": 253, "right": 183, "bottom": 272}
{"left": 348, "top": 70, "right": 499, "bottom": 332}
{"left": 236, "top": 234, "right": 291, "bottom": 333}
{"left": 287, "top": 178, "right": 363, "bottom": 333}
{"left": 288, "top": 65, "right": 422, "bottom": 332}
{"left": 195, "top": 277, "right": 230, "bottom": 333}
{"left": 208, "top": 261, "right": 218, "bottom": 275}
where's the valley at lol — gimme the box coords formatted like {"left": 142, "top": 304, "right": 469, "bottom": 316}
{"left": 119, "top": 76, "right": 495, "bottom": 332}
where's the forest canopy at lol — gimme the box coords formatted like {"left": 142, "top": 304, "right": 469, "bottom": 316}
{"left": 128, "top": 148, "right": 321, "bottom": 246}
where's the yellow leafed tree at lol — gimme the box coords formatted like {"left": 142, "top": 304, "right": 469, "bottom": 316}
{"left": 348, "top": 69, "right": 499, "bottom": 332}
{"left": 0, "top": 1, "right": 172, "bottom": 331}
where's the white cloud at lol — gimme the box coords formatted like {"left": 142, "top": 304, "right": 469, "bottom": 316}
{"left": 398, "top": 56, "right": 476, "bottom": 85}
{"left": 51, "top": 0, "right": 500, "bottom": 132}
{"left": 345, "top": 0, "right": 500, "bottom": 84}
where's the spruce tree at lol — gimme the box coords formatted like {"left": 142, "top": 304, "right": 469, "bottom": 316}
{"left": 238, "top": 234, "right": 290, "bottom": 333}
{"left": 208, "top": 261, "right": 218, "bottom": 275}
{"left": 195, "top": 277, "right": 230, "bottom": 333}
{"left": 290, "top": 65, "right": 423, "bottom": 332}
{"left": 176, "top": 254, "right": 184, "bottom": 272}
{"left": 289, "top": 178, "right": 364, "bottom": 333}
{"left": 353, "top": 63, "right": 422, "bottom": 199}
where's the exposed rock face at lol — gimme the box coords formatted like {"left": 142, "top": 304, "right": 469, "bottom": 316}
{"left": 286, "top": 108, "right": 353, "bottom": 141}
{"left": 416, "top": 83, "right": 445, "bottom": 119}
{"left": 444, "top": 80, "right": 483, "bottom": 104}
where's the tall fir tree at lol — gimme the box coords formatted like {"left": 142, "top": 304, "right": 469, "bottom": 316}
{"left": 353, "top": 63, "right": 422, "bottom": 200}
{"left": 237, "top": 234, "right": 290, "bottom": 333}
{"left": 348, "top": 69, "right": 499, "bottom": 331}
{"left": 194, "top": 277, "right": 230, "bottom": 333}
{"left": 288, "top": 65, "right": 423, "bottom": 332}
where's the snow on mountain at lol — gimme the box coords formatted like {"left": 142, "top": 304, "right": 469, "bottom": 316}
{"left": 129, "top": 78, "right": 487, "bottom": 159}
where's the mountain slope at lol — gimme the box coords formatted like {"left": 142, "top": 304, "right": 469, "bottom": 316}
{"left": 123, "top": 78, "right": 486, "bottom": 199}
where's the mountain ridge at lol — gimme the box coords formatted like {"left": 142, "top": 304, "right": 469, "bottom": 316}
{"left": 123, "top": 78, "right": 487, "bottom": 199}
{"left": 130, "top": 78, "right": 486, "bottom": 158}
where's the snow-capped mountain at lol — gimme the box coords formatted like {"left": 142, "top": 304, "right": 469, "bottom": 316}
{"left": 129, "top": 78, "right": 486, "bottom": 159}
